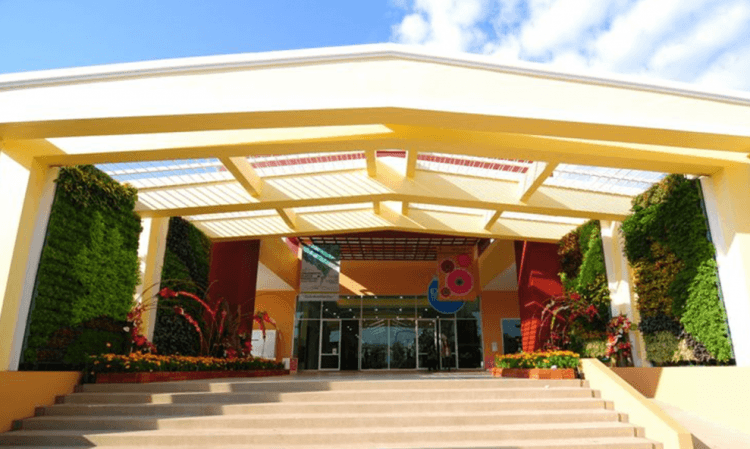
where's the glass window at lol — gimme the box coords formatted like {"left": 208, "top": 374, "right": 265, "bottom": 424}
{"left": 294, "top": 320, "right": 320, "bottom": 370}
{"left": 362, "top": 297, "right": 415, "bottom": 319}
{"left": 501, "top": 318, "right": 522, "bottom": 355}
{"left": 456, "top": 319, "right": 483, "bottom": 369}
{"left": 455, "top": 297, "right": 481, "bottom": 320}
{"left": 390, "top": 319, "right": 416, "bottom": 369}
{"left": 322, "top": 298, "right": 361, "bottom": 319}
{"left": 297, "top": 300, "right": 321, "bottom": 319}
{"left": 361, "top": 319, "right": 388, "bottom": 369}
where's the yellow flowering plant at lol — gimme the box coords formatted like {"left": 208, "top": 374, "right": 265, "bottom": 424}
{"left": 89, "top": 353, "right": 283, "bottom": 373}
{"left": 494, "top": 350, "right": 580, "bottom": 369}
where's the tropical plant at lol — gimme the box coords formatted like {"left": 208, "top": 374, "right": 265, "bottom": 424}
{"left": 538, "top": 292, "right": 599, "bottom": 351}
{"left": 605, "top": 314, "right": 633, "bottom": 366}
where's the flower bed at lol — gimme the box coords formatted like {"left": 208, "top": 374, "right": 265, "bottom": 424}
{"left": 89, "top": 353, "right": 285, "bottom": 383}
{"left": 493, "top": 351, "right": 580, "bottom": 379}
{"left": 96, "top": 369, "right": 289, "bottom": 384}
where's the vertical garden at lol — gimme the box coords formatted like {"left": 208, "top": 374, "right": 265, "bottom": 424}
{"left": 556, "top": 220, "right": 612, "bottom": 359}
{"left": 152, "top": 217, "right": 213, "bottom": 356}
{"left": 22, "top": 166, "right": 141, "bottom": 368}
{"left": 620, "top": 174, "right": 733, "bottom": 365}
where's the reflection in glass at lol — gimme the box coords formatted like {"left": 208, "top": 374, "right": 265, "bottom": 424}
{"left": 361, "top": 319, "right": 388, "bottom": 369}
{"left": 457, "top": 319, "right": 483, "bottom": 368}
{"left": 439, "top": 319, "right": 457, "bottom": 369}
{"left": 502, "top": 318, "right": 522, "bottom": 354}
{"left": 390, "top": 319, "right": 416, "bottom": 369}
{"left": 417, "top": 319, "right": 438, "bottom": 369}
{"left": 362, "top": 297, "right": 415, "bottom": 319}
{"left": 297, "top": 301, "right": 321, "bottom": 319}
{"left": 320, "top": 320, "right": 340, "bottom": 370}
{"left": 295, "top": 320, "right": 320, "bottom": 370}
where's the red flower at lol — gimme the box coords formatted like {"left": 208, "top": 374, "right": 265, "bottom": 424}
{"left": 159, "top": 287, "right": 178, "bottom": 298}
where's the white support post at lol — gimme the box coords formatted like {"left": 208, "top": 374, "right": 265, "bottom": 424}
{"left": 700, "top": 174, "right": 750, "bottom": 366}
{"left": 136, "top": 217, "right": 170, "bottom": 341}
{"left": 0, "top": 150, "right": 55, "bottom": 370}
{"left": 600, "top": 220, "right": 647, "bottom": 367}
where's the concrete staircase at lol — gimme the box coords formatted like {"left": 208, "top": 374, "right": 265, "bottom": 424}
{"left": 1, "top": 375, "right": 663, "bottom": 448}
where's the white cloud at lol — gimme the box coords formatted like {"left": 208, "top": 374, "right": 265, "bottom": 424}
{"left": 390, "top": 0, "right": 750, "bottom": 92}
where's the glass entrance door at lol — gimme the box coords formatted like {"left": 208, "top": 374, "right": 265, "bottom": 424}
{"left": 319, "top": 319, "right": 340, "bottom": 370}
{"left": 390, "top": 319, "right": 416, "bottom": 369}
{"left": 417, "top": 319, "right": 437, "bottom": 369}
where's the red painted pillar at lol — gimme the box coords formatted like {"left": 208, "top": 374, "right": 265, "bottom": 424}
{"left": 209, "top": 240, "right": 260, "bottom": 332}
{"left": 514, "top": 241, "right": 563, "bottom": 352}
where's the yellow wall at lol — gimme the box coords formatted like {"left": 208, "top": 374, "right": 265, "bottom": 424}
{"left": 478, "top": 240, "right": 515, "bottom": 289}
{"left": 339, "top": 260, "right": 437, "bottom": 296}
{"left": 0, "top": 371, "right": 81, "bottom": 432}
{"left": 612, "top": 367, "right": 750, "bottom": 436}
{"left": 258, "top": 237, "right": 299, "bottom": 289}
{"left": 253, "top": 290, "right": 297, "bottom": 361}
{"left": 480, "top": 290, "right": 521, "bottom": 359}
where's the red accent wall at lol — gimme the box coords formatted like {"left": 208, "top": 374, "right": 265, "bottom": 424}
{"left": 209, "top": 240, "right": 260, "bottom": 332}
{"left": 514, "top": 241, "right": 563, "bottom": 352}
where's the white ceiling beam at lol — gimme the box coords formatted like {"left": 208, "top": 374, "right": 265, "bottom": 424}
{"left": 219, "top": 156, "right": 262, "bottom": 197}
{"left": 519, "top": 161, "right": 559, "bottom": 203}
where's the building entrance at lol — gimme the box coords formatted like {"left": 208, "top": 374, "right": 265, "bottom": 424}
{"left": 294, "top": 296, "right": 482, "bottom": 371}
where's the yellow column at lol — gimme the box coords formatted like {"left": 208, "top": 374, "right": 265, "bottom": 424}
{"left": 0, "top": 149, "right": 54, "bottom": 370}
{"left": 600, "top": 220, "right": 648, "bottom": 367}
{"left": 135, "top": 217, "right": 169, "bottom": 341}
{"left": 701, "top": 167, "right": 750, "bottom": 366}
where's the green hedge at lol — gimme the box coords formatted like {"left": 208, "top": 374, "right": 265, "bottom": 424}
{"left": 152, "top": 217, "right": 212, "bottom": 356}
{"left": 22, "top": 166, "right": 141, "bottom": 366}
{"left": 621, "top": 174, "right": 733, "bottom": 362}
{"left": 557, "top": 220, "right": 611, "bottom": 347}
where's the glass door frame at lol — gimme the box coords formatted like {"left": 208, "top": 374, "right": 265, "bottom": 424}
{"left": 318, "top": 318, "right": 341, "bottom": 371}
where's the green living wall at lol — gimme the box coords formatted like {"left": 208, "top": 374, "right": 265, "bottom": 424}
{"left": 621, "top": 174, "right": 733, "bottom": 364}
{"left": 152, "top": 217, "right": 212, "bottom": 356}
{"left": 22, "top": 166, "right": 141, "bottom": 367}
{"left": 557, "top": 220, "right": 611, "bottom": 357}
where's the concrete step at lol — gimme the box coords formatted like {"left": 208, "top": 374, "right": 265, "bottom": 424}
{"left": 60, "top": 387, "right": 599, "bottom": 404}
{"left": 20, "top": 409, "right": 628, "bottom": 431}
{"left": 80, "top": 378, "right": 588, "bottom": 393}
{"left": 0, "top": 437, "right": 663, "bottom": 449}
{"left": 40, "top": 397, "right": 614, "bottom": 417}
{"left": 0, "top": 422, "right": 643, "bottom": 446}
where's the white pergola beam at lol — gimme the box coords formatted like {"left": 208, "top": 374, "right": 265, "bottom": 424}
{"left": 276, "top": 208, "right": 297, "bottom": 230}
{"left": 484, "top": 210, "right": 503, "bottom": 231}
{"left": 365, "top": 150, "right": 377, "bottom": 177}
{"left": 406, "top": 149, "right": 418, "bottom": 179}
{"left": 202, "top": 206, "right": 572, "bottom": 243}
{"left": 219, "top": 156, "right": 262, "bottom": 197}
{"left": 519, "top": 161, "right": 559, "bottom": 202}
{"left": 135, "top": 166, "right": 633, "bottom": 221}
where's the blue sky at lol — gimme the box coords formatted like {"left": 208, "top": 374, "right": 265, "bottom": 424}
{"left": 2, "top": 0, "right": 749, "bottom": 92}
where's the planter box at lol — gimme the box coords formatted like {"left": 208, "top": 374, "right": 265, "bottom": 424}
{"left": 492, "top": 367, "right": 576, "bottom": 379}
{"left": 95, "top": 369, "right": 289, "bottom": 384}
